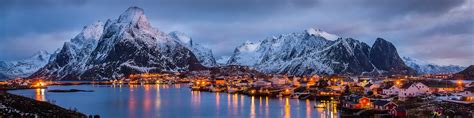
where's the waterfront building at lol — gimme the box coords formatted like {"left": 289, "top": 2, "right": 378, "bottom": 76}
{"left": 364, "top": 83, "right": 380, "bottom": 94}
{"left": 342, "top": 95, "right": 372, "bottom": 109}
{"left": 214, "top": 78, "right": 226, "bottom": 85}
{"left": 390, "top": 107, "right": 407, "bottom": 117}
{"left": 270, "top": 77, "right": 289, "bottom": 86}
{"left": 253, "top": 80, "right": 271, "bottom": 88}
{"left": 382, "top": 85, "right": 400, "bottom": 96}
{"left": 398, "top": 82, "right": 431, "bottom": 98}
{"left": 236, "top": 80, "right": 250, "bottom": 87}
{"left": 372, "top": 100, "right": 398, "bottom": 111}
{"left": 292, "top": 77, "right": 301, "bottom": 86}
{"left": 341, "top": 77, "right": 356, "bottom": 86}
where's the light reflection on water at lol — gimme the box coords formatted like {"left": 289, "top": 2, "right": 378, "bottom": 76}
{"left": 10, "top": 84, "right": 340, "bottom": 118}
{"left": 34, "top": 88, "right": 46, "bottom": 101}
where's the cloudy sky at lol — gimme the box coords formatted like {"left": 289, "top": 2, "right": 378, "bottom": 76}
{"left": 0, "top": 0, "right": 472, "bottom": 66}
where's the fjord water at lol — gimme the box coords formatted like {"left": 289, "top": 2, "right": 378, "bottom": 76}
{"left": 9, "top": 84, "right": 338, "bottom": 118}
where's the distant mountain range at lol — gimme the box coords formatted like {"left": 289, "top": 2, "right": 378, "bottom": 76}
{"left": 0, "top": 51, "right": 52, "bottom": 80}
{"left": 402, "top": 57, "right": 465, "bottom": 74}
{"left": 0, "top": 6, "right": 468, "bottom": 80}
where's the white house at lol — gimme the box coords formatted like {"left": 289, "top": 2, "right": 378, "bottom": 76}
{"left": 383, "top": 85, "right": 400, "bottom": 96}
{"left": 364, "top": 83, "right": 380, "bottom": 94}
{"left": 253, "top": 80, "right": 272, "bottom": 87}
{"left": 270, "top": 77, "right": 290, "bottom": 86}
{"left": 398, "top": 82, "right": 431, "bottom": 98}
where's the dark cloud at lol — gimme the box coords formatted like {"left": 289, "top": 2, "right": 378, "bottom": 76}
{"left": 359, "top": 0, "right": 466, "bottom": 18}
{"left": 0, "top": 0, "right": 472, "bottom": 65}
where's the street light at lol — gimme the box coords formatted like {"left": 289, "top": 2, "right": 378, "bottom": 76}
{"left": 395, "top": 80, "right": 401, "bottom": 86}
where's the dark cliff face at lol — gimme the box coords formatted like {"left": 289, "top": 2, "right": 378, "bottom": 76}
{"left": 320, "top": 38, "right": 374, "bottom": 75}
{"left": 369, "top": 38, "right": 416, "bottom": 75}
{"left": 455, "top": 65, "right": 474, "bottom": 80}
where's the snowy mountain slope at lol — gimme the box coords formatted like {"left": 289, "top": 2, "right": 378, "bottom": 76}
{"left": 216, "top": 56, "right": 231, "bottom": 65}
{"left": 0, "top": 51, "right": 51, "bottom": 80}
{"left": 228, "top": 29, "right": 414, "bottom": 76}
{"left": 31, "top": 7, "right": 204, "bottom": 80}
{"left": 169, "top": 31, "right": 217, "bottom": 67}
{"left": 30, "top": 21, "right": 105, "bottom": 80}
{"left": 228, "top": 28, "right": 341, "bottom": 75}
{"left": 227, "top": 41, "right": 262, "bottom": 66}
{"left": 402, "top": 57, "right": 465, "bottom": 74}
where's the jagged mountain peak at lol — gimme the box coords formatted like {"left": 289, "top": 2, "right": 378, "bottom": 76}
{"left": 374, "top": 37, "right": 391, "bottom": 45}
{"left": 305, "top": 28, "right": 339, "bottom": 41}
{"left": 238, "top": 41, "right": 260, "bottom": 52}
{"left": 118, "top": 7, "right": 145, "bottom": 23}
{"left": 369, "top": 38, "right": 416, "bottom": 75}
{"left": 169, "top": 31, "right": 217, "bottom": 67}
{"left": 117, "top": 6, "right": 151, "bottom": 30}
{"left": 169, "top": 31, "right": 192, "bottom": 45}
{"left": 76, "top": 21, "right": 104, "bottom": 40}
{"left": 30, "top": 50, "right": 50, "bottom": 62}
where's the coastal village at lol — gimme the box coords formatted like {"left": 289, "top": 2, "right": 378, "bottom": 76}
{"left": 2, "top": 65, "right": 473, "bottom": 117}
{"left": 182, "top": 72, "right": 474, "bottom": 117}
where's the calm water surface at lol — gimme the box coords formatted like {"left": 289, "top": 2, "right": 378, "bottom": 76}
{"left": 9, "top": 84, "right": 339, "bottom": 118}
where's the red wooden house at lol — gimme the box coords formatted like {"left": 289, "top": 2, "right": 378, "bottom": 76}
{"left": 390, "top": 107, "right": 407, "bottom": 117}
{"left": 372, "top": 100, "right": 397, "bottom": 111}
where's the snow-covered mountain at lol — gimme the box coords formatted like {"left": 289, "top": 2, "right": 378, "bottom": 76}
{"left": 169, "top": 31, "right": 217, "bottom": 67}
{"left": 31, "top": 7, "right": 205, "bottom": 80}
{"left": 0, "top": 51, "right": 52, "bottom": 80}
{"left": 30, "top": 21, "right": 105, "bottom": 80}
{"left": 228, "top": 28, "right": 415, "bottom": 76}
{"left": 216, "top": 56, "right": 231, "bottom": 65}
{"left": 402, "top": 57, "right": 465, "bottom": 74}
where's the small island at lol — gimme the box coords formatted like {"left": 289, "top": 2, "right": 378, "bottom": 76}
{"left": 48, "top": 89, "right": 94, "bottom": 93}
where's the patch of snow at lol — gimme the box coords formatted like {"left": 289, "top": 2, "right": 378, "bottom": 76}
{"left": 305, "top": 28, "right": 340, "bottom": 41}
{"left": 216, "top": 56, "right": 231, "bottom": 64}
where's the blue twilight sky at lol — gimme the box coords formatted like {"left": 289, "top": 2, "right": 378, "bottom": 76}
{"left": 0, "top": 0, "right": 473, "bottom": 66}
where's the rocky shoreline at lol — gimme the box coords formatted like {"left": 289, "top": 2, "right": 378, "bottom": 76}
{"left": 0, "top": 90, "right": 86, "bottom": 118}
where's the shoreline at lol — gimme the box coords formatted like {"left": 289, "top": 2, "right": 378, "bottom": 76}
{"left": 0, "top": 90, "right": 86, "bottom": 117}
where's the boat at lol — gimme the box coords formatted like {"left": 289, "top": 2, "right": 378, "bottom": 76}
{"left": 191, "top": 86, "right": 201, "bottom": 91}
{"left": 291, "top": 92, "right": 311, "bottom": 99}
{"left": 227, "top": 87, "right": 239, "bottom": 93}
{"left": 314, "top": 101, "right": 327, "bottom": 108}
{"left": 211, "top": 87, "right": 224, "bottom": 92}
